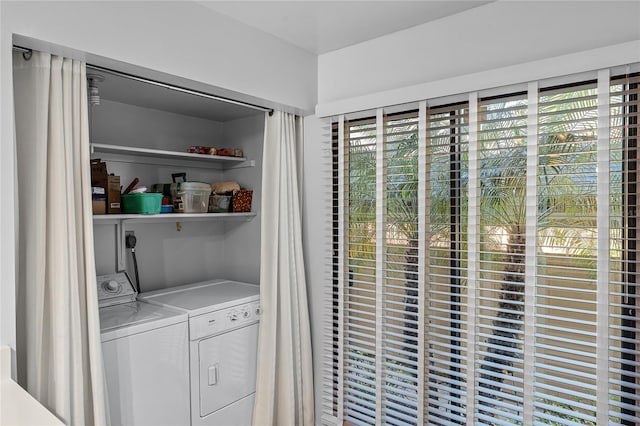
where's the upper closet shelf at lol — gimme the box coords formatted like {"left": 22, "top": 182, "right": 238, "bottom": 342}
{"left": 90, "top": 143, "right": 255, "bottom": 169}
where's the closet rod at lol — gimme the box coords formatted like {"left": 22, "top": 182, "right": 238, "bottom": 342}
{"left": 87, "top": 64, "right": 274, "bottom": 115}
{"left": 12, "top": 45, "right": 274, "bottom": 115}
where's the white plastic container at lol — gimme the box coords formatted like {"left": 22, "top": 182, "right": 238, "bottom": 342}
{"left": 171, "top": 182, "right": 212, "bottom": 213}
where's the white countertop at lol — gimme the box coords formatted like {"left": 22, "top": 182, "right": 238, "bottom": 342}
{"left": 0, "top": 346, "right": 64, "bottom": 426}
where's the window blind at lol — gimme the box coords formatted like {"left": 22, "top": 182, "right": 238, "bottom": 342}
{"left": 380, "top": 111, "right": 420, "bottom": 425}
{"left": 328, "top": 67, "right": 640, "bottom": 426}
{"left": 476, "top": 91, "right": 529, "bottom": 424}
{"left": 610, "top": 72, "right": 640, "bottom": 425}
{"left": 343, "top": 117, "right": 378, "bottom": 424}
{"left": 425, "top": 102, "right": 469, "bottom": 425}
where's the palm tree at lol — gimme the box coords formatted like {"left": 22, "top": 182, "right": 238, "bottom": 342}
{"left": 476, "top": 141, "right": 528, "bottom": 415}
{"left": 385, "top": 133, "right": 419, "bottom": 362}
{"left": 344, "top": 117, "right": 421, "bottom": 417}
{"left": 476, "top": 120, "right": 599, "bottom": 423}
{"left": 342, "top": 89, "right": 601, "bottom": 423}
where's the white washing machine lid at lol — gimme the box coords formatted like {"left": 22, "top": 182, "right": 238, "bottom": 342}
{"left": 139, "top": 279, "right": 259, "bottom": 317}
{"left": 99, "top": 301, "right": 188, "bottom": 342}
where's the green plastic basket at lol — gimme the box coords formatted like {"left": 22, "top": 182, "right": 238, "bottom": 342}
{"left": 121, "top": 193, "right": 163, "bottom": 214}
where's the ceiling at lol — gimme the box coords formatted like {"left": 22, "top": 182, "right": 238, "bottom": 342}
{"left": 198, "top": 1, "right": 495, "bottom": 55}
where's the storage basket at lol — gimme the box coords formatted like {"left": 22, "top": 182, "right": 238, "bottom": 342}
{"left": 122, "top": 193, "right": 163, "bottom": 214}
{"left": 232, "top": 190, "right": 253, "bottom": 213}
{"left": 209, "top": 194, "right": 232, "bottom": 213}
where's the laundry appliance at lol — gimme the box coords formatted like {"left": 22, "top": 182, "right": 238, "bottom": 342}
{"left": 139, "top": 279, "right": 260, "bottom": 426}
{"left": 98, "top": 272, "right": 190, "bottom": 426}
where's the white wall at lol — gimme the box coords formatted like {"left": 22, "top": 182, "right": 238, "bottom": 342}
{"left": 0, "top": 0, "right": 16, "bottom": 369}
{"left": 91, "top": 100, "right": 228, "bottom": 151}
{"left": 317, "top": 0, "right": 640, "bottom": 107}
{"left": 0, "top": 0, "right": 316, "bottom": 360}
{"left": 302, "top": 114, "right": 330, "bottom": 423}
{"left": 221, "top": 114, "right": 265, "bottom": 285}
{"left": 3, "top": 1, "right": 317, "bottom": 111}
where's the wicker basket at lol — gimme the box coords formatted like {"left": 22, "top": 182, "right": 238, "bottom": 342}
{"left": 232, "top": 190, "right": 253, "bottom": 213}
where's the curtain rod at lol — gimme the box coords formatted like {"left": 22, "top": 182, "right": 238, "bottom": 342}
{"left": 87, "top": 64, "right": 274, "bottom": 115}
{"left": 12, "top": 45, "right": 274, "bottom": 115}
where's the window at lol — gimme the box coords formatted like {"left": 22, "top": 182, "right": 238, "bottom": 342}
{"left": 425, "top": 102, "right": 469, "bottom": 425}
{"left": 327, "top": 69, "right": 640, "bottom": 425}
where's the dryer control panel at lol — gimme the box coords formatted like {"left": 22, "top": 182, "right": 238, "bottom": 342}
{"left": 190, "top": 301, "right": 261, "bottom": 341}
{"left": 97, "top": 272, "right": 137, "bottom": 308}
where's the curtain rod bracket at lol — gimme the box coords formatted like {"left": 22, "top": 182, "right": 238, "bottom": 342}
{"left": 13, "top": 45, "right": 32, "bottom": 60}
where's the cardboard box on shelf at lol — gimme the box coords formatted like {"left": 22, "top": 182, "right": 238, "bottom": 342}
{"left": 90, "top": 159, "right": 108, "bottom": 187}
{"left": 106, "top": 175, "right": 121, "bottom": 214}
{"left": 92, "top": 199, "right": 106, "bottom": 215}
{"left": 90, "top": 159, "right": 120, "bottom": 214}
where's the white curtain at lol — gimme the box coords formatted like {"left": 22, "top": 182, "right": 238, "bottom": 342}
{"left": 253, "top": 111, "right": 314, "bottom": 425}
{"left": 13, "top": 51, "right": 109, "bottom": 425}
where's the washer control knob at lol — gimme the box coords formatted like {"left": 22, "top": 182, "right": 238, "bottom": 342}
{"left": 242, "top": 310, "right": 250, "bottom": 319}
{"left": 229, "top": 312, "right": 238, "bottom": 321}
{"left": 104, "top": 280, "right": 120, "bottom": 293}
{"left": 256, "top": 306, "right": 263, "bottom": 315}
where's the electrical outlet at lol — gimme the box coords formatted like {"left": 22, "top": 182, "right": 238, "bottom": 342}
{"left": 125, "top": 231, "right": 137, "bottom": 249}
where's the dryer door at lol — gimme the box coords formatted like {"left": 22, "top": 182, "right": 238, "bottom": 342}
{"left": 198, "top": 322, "right": 259, "bottom": 418}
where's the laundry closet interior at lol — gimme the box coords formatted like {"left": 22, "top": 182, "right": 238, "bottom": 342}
{"left": 90, "top": 63, "right": 265, "bottom": 291}
{"left": 79, "top": 49, "right": 270, "bottom": 426}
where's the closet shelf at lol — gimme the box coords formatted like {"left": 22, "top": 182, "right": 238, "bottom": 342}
{"left": 90, "top": 143, "right": 255, "bottom": 169}
{"left": 93, "top": 212, "right": 257, "bottom": 225}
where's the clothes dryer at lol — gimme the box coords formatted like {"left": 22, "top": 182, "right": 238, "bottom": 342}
{"left": 139, "top": 279, "right": 260, "bottom": 426}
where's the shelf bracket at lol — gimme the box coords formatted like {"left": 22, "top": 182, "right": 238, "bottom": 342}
{"left": 226, "top": 159, "right": 256, "bottom": 169}
{"left": 116, "top": 220, "right": 127, "bottom": 272}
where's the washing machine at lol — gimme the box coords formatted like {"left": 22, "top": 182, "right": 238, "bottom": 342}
{"left": 139, "top": 279, "right": 260, "bottom": 426}
{"left": 98, "top": 273, "right": 191, "bottom": 426}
